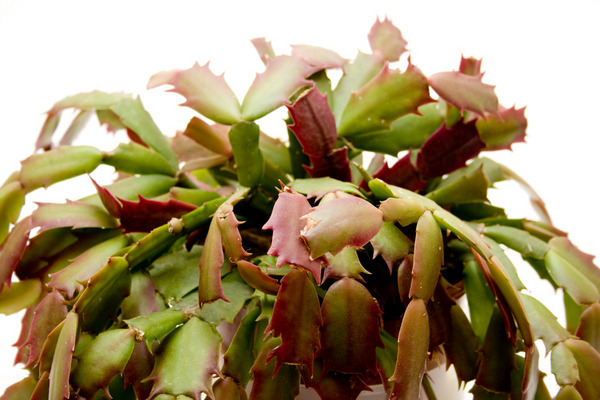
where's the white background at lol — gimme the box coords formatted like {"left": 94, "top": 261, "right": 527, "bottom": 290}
{"left": 1, "top": 0, "right": 599, "bottom": 397}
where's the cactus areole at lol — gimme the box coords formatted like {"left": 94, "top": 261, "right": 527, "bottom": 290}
{"left": 2, "top": 18, "right": 600, "bottom": 400}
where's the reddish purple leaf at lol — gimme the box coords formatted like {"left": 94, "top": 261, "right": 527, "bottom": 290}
{"left": 287, "top": 86, "right": 336, "bottom": 154}
{"left": 265, "top": 268, "right": 322, "bottom": 375}
{"left": 305, "top": 148, "right": 352, "bottom": 182}
{"left": 287, "top": 86, "right": 352, "bottom": 182}
{"left": 262, "top": 190, "right": 324, "bottom": 284}
{"left": 372, "top": 152, "right": 427, "bottom": 192}
{"left": 118, "top": 195, "right": 197, "bottom": 233}
{"left": 416, "top": 119, "right": 485, "bottom": 178}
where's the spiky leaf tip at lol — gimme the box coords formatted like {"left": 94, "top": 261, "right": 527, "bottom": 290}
{"left": 262, "top": 190, "right": 324, "bottom": 284}
{"left": 337, "top": 62, "right": 433, "bottom": 136}
{"left": 429, "top": 70, "right": 499, "bottom": 118}
{"left": 241, "top": 55, "right": 316, "bottom": 121}
{"left": 148, "top": 62, "right": 241, "bottom": 125}
{"left": 301, "top": 196, "right": 383, "bottom": 259}
{"left": 368, "top": 17, "right": 408, "bottom": 62}
{"left": 476, "top": 106, "right": 527, "bottom": 150}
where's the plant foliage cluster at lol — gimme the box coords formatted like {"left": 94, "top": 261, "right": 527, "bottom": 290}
{"left": 1, "top": 18, "right": 599, "bottom": 400}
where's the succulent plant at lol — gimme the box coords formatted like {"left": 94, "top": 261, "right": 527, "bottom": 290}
{"left": 1, "top": 17, "right": 599, "bottom": 400}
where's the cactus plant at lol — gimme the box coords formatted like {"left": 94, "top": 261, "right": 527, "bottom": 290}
{"left": 1, "top": 17, "right": 599, "bottom": 400}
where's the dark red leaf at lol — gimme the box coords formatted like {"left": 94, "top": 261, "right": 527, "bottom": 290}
{"left": 265, "top": 269, "right": 322, "bottom": 375}
{"left": 416, "top": 120, "right": 485, "bottom": 178}
{"left": 118, "top": 195, "right": 197, "bottom": 233}
{"left": 305, "top": 148, "right": 352, "bottom": 182}
{"left": 287, "top": 86, "right": 352, "bottom": 182}
{"left": 287, "top": 86, "right": 337, "bottom": 156}
{"left": 372, "top": 152, "right": 426, "bottom": 191}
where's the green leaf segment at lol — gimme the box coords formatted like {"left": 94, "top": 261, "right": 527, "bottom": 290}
{"left": 1, "top": 18, "right": 599, "bottom": 400}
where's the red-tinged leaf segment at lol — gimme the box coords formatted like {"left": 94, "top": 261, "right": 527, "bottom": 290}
{"left": 0, "top": 217, "right": 31, "bottom": 292}
{"left": 263, "top": 190, "right": 324, "bottom": 283}
{"left": 148, "top": 62, "right": 242, "bottom": 125}
{"left": 459, "top": 56, "right": 483, "bottom": 76}
{"left": 390, "top": 298, "right": 429, "bottom": 400}
{"left": 576, "top": 303, "right": 600, "bottom": 352}
{"left": 301, "top": 196, "right": 383, "bottom": 259}
{"left": 291, "top": 44, "right": 346, "bottom": 70}
{"left": 265, "top": 268, "right": 322, "bottom": 375}
{"left": 320, "top": 277, "right": 383, "bottom": 376}
{"left": 237, "top": 260, "right": 280, "bottom": 295}
{"left": 476, "top": 106, "right": 527, "bottom": 150}
{"left": 21, "top": 291, "right": 67, "bottom": 368}
{"left": 372, "top": 152, "right": 427, "bottom": 192}
{"left": 217, "top": 209, "right": 250, "bottom": 263}
{"left": 429, "top": 71, "right": 499, "bottom": 117}
{"left": 31, "top": 201, "right": 118, "bottom": 233}
{"left": 305, "top": 147, "right": 352, "bottom": 182}
{"left": 241, "top": 55, "right": 316, "bottom": 121}
{"left": 288, "top": 86, "right": 352, "bottom": 182}
{"left": 118, "top": 195, "right": 197, "bottom": 233}
{"left": 564, "top": 338, "right": 600, "bottom": 399}
{"left": 416, "top": 119, "right": 486, "bottom": 178}
{"left": 368, "top": 17, "right": 408, "bottom": 62}
{"left": 251, "top": 37, "right": 276, "bottom": 66}
{"left": 288, "top": 87, "right": 337, "bottom": 156}
{"left": 198, "top": 216, "right": 227, "bottom": 306}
